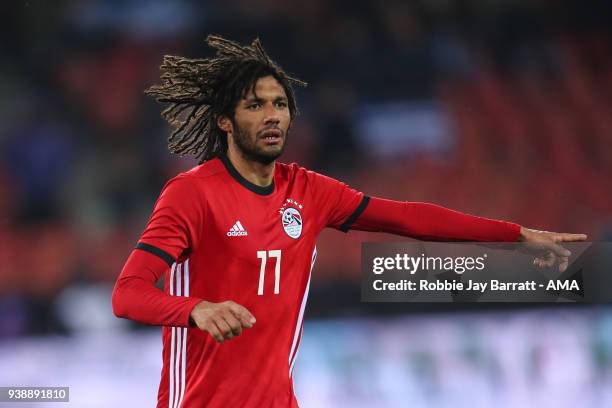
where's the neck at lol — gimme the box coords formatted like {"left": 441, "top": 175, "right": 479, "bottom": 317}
{"left": 226, "top": 145, "right": 275, "bottom": 188}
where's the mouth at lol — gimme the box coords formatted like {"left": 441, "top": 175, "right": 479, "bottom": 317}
{"left": 259, "top": 129, "right": 283, "bottom": 145}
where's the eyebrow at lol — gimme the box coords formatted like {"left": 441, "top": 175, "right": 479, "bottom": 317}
{"left": 243, "top": 96, "right": 288, "bottom": 103}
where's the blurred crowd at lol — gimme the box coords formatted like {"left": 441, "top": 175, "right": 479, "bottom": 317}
{"left": 0, "top": 0, "right": 611, "bottom": 336}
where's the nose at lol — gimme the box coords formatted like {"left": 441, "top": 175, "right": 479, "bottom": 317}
{"left": 263, "top": 103, "right": 280, "bottom": 126}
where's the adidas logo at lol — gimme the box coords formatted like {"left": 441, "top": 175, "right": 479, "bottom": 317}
{"left": 227, "top": 220, "right": 248, "bottom": 237}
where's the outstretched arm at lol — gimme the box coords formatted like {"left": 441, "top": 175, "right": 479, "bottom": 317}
{"left": 309, "top": 171, "right": 587, "bottom": 271}
{"left": 350, "top": 197, "right": 521, "bottom": 241}
{"left": 349, "top": 197, "right": 587, "bottom": 271}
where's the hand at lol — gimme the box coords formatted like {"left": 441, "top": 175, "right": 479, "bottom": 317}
{"left": 189, "top": 300, "right": 256, "bottom": 343}
{"left": 519, "top": 227, "right": 587, "bottom": 272}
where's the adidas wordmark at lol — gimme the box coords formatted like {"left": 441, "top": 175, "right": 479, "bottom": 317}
{"left": 227, "top": 221, "right": 248, "bottom": 237}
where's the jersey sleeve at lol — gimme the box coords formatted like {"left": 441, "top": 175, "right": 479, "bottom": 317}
{"left": 351, "top": 196, "right": 521, "bottom": 241}
{"left": 112, "top": 175, "right": 205, "bottom": 327}
{"left": 112, "top": 249, "right": 202, "bottom": 327}
{"left": 308, "top": 170, "right": 370, "bottom": 231}
{"left": 137, "top": 175, "right": 204, "bottom": 265}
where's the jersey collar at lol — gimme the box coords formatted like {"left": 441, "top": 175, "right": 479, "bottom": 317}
{"left": 220, "top": 154, "right": 275, "bottom": 196}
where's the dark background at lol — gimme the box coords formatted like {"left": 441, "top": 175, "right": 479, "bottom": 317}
{"left": 1, "top": 1, "right": 612, "bottom": 406}
{"left": 0, "top": 0, "right": 610, "bottom": 341}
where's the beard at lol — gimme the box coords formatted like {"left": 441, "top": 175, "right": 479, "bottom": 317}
{"left": 231, "top": 121, "right": 288, "bottom": 165}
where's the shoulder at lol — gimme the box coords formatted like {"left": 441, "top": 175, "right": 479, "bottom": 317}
{"left": 179, "top": 157, "right": 226, "bottom": 181}
{"left": 157, "top": 158, "right": 226, "bottom": 204}
{"left": 275, "top": 161, "right": 349, "bottom": 193}
{"left": 275, "top": 161, "right": 328, "bottom": 186}
{"left": 163, "top": 157, "right": 227, "bottom": 190}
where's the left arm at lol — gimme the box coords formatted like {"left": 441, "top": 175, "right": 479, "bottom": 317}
{"left": 348, "top": 197, "right": 587, "bottom": 271}
{"left": 309, "top": 171, "right": 587, "bottom": 272}
{"left": 348, "top": 197, "right": 521, "bottom": 242}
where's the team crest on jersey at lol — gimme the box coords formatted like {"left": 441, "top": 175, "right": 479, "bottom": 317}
{"left": 279, "top": 198, "right": 303, "bottom": 239}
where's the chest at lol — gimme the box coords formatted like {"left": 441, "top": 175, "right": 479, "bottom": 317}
{"left": 203, "top": 188, "right": 319, "bottom": 255}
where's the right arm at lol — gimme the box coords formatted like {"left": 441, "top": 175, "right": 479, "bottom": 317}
{"left": 111, "top": 248, "right": 202, "bottom": 327}
{"left": 111, "top": 176, "right": 255, "bottom": 341}
{"left": 112, "top": 249, "right": 255, "bottom": 340}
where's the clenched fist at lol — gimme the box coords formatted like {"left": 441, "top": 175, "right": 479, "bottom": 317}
{"left": 189, "top": 300, "right": 256, "bottom": 343}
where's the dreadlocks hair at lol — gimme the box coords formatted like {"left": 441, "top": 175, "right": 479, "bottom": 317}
{"left": 145, "top": 35, "right": 307, "bottom": 163}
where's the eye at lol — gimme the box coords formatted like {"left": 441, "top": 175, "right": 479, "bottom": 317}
{"left": 275, "top": 101, "right": 288, "bottom": 108}
{"left": 247, "top": 103, "right": 261, "bottom": 110}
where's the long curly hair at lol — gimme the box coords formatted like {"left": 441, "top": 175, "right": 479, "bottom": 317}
{"left": 145, "top": 35, "right": 307, "bottom": 163}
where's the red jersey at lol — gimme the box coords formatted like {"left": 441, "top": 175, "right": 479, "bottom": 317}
{"left": 113, "top": 154, "right": 520, "bottom": 407}
{"left": 138, "top": 155, "right": 367, "bottom": 407}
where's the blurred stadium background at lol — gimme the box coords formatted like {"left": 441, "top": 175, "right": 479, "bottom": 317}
{"left": 1, "top": 0, "right": 611, "bottom": 406}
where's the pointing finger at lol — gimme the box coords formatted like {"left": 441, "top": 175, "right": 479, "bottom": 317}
{"left": 557, "top": 233, "right": 587, "bottom": 242}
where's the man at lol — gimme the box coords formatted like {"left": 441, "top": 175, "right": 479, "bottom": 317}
{"left": 112, "top": 36, "right": 586, "bottom": 407}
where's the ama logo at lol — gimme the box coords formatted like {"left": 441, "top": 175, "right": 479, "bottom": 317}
{"left": 281, "top": 207, "right": 302, "bottom": 239}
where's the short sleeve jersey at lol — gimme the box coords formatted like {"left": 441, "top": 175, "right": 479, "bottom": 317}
{"left": 138, "top": 155, "right": 368, "bottom": 408}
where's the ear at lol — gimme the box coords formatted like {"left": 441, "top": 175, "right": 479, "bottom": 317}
{"left": 217, "top": 115, "right": 233, "bottom": 134}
